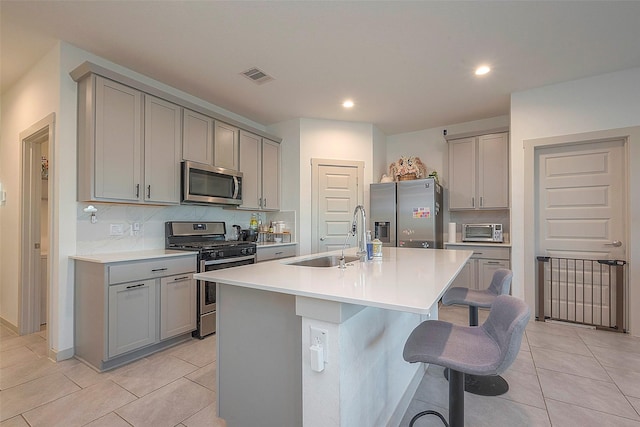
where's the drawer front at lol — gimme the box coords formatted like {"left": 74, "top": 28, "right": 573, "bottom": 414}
{"left": 447, "top": 245, "right": 509, "bottom": 260}
{"left": 257, "top": 245, "right": 297, "bottom": 262}
{"left": 109, "top": 256, "right": 196, "bottom": 285}
{"left": 469, "top": 247, "right": 510, "bottom": 260}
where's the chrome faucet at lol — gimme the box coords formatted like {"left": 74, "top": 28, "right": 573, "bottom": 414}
{"left": 351, "top": 205, "right": 367, "bottom": 256}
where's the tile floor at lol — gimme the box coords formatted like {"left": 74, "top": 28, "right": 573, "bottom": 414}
{"left": 0, "top": 326, "right": 225, "bottom": 427}
{"left": 399, "top": 305, "right": 640, "bottom": 427}
{"left": 2, "top": 305, "right": 640, "bottom": 426}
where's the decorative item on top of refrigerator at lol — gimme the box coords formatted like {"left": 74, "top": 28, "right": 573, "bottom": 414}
{"left": 370, "top": 178, "right": 443, "bottom": 249}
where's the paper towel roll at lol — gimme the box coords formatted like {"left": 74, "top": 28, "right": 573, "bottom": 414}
{"left": 448, "top": 222, "right": 457, "bottom": 243}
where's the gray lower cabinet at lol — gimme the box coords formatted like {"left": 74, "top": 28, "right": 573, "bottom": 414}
{"left": 447, "top": 245, "right": 510, "bottom": 291}
{"left": 160, "top": 274, "right": 197, "bottom": 340}
{"left": 257, "top": 244, "right": 297, "bottom": 262}
{"left": 108, "top": 279, "right": 157, "bottom": 358}
{"left": 74, "top": 253, "right": 196, "bottom": 371}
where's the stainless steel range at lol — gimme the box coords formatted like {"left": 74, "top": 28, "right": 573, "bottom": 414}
{"left": 165, "top": 221, "right": 256, "bottom": 338}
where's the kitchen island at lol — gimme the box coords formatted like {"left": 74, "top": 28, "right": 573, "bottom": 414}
{"left": 194, "top": 247, "right": 472, "bottom": 427}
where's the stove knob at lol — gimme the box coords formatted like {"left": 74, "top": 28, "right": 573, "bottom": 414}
{"left": 217, "top": 250, "right": 224, "bottom": 258}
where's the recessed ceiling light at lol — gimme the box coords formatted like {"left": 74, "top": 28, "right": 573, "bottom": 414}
{"left": 342, "top": 100, "right": 354, "bottom": 108}
{"left": 475, "top": 65, "right": 491, "bottom": 76}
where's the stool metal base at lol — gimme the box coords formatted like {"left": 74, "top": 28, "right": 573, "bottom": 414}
{"left": 444, "top": 368, "right": 509, "bottom": 396}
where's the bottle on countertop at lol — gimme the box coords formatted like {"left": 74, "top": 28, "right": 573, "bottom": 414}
{"left": 366, "top": 230, "right": 373, "bottom": 260}
{"left": 269, "top": 221, "right": 274, "bottom": 233}
{"left": 250, "top": 213, "right": 258, "bottom": 230}
{"left": 372, "top": 238, "right": 383, "bottom": 258}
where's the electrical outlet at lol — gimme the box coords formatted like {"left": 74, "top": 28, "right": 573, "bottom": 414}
{"left": 310, "top": 327, "right": 328, "bottom": 364}
{"left": 110, "top": 224, "right": 124, "bottom": 236}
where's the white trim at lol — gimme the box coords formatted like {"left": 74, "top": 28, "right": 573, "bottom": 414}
{"left": 19, "top": 113, "right": 55, "bottom": 339}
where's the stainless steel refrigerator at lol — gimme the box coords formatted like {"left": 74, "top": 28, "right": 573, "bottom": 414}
{"left": 370, "top": 178, "right": 443, "bottom": 248}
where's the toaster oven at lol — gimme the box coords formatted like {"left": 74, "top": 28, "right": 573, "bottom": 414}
{"left": 462, "top": 223, "right": 503, "bottom": 243}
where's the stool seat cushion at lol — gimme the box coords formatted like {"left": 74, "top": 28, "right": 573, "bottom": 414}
{"left": 441, "top": 287, "right": 496, "bottom": 308}
{"left": 403, "top": 295, "right": 530, "bottom": 377}
{"left": 442, "top": 269, "right": 513, "bottom": 308}
{"left": 403, "top": 320, "right": 502, "bottom": 376}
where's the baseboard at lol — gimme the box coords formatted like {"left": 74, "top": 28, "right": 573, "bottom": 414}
{"left": 0, "top": 316, "right": 19, "bottom": 334}
{"left": 49, "top": 346, "right": 74, "bottom": 362}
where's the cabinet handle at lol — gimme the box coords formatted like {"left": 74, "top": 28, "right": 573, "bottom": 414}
{"left": 147, "top": 185, "right": 151, "bottom": 198}
{"left": 151, "top": 267, "right": 168, "bottom": 272}
{"left": 472, "top": 197, "right": 475, "bottom": 207}
{"left": 173, "top": 276, "right": 190, "bottom": 281}
{"left": 264, "top": 198, "right": 267, "bottom": 207}
{"left": 480, "top": 196, "right": 483, "bottom": 207}
{"left": 275, "top": 252, "right": 283, "bottom": 255}
{"left": 487, "top": 261, "right": 501, "bottom": 265}
{"left": 474, "top": 252, "right": 483, "bottom": 255}
{"left": 136, "top": 184, "right": 140, "bottom": 198}
{"left": 258, "top": 197, "right": 262, "bottom": 207}
{"left": 126, "top": 283, "right": 145, "bottom": 289}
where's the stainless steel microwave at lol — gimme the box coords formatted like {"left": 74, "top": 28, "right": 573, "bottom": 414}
{"left": 182, "top": 161, "right": 243, "bottom": 206}
{"left": 462, "top": 223, "right": 503, "bottom": 243}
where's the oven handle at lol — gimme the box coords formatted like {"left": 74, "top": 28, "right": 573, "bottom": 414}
{"left": 201, "top": 254, "right": 256, "bottom": 267}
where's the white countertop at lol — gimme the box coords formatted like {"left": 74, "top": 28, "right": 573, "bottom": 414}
{"left": 70, "top": 249, "right": 197, "bottom": 264}
{"left": 445, "top": 241, "right": 511, "bottom": 248}
{"left": 194, "top": 247, "right": 473, "bottom": 314}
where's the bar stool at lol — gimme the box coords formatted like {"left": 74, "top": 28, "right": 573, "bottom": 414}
{"left": 441, "top": 269, "right": 513, "bottom": 396}
{"left": 403, "top": 295, "right": 530, "bottom": 427}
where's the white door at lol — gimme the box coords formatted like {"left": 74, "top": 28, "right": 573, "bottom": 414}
{"left": 315, "top": 164, "right": 360, "bottom": 253}
{"left": 537, "top": 139, "right": 626, "bottom": 326}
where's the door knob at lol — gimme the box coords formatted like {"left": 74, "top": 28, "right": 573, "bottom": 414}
{"left": 320, "top": 237, "right": 326, "bottom": 241}
{"left": 605, "top": 240, "right": 623, "bottom": 247}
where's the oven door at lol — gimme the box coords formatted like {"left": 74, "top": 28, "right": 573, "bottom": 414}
{"left": 197, "top": 255, "right": 256, "bottom": 337}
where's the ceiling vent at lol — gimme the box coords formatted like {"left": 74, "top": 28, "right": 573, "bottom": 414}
{"left": 241, "top": 67, "right": 274, "bottom": 85}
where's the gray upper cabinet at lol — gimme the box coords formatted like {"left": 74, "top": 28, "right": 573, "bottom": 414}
{"left": 239, "top": 131, "right": 280, "bottom": 211}
{"left": 261, "top": 138, "right": 280, "bottom": 210}
{"left": 239, "top": 130, "right": 261, "bottom": 209}
{"left": 182, "top": 108, "right": 214, "bottom": 166}
{"left": 183, "top": 112, "right": 239, "bottom": 171}
{"left": 88, "top": 76, "right": 143, "bottom": 202}
{"left": 448, "top": 132, "right": 509, "bottom": 210}
{"left": 215, "top": 122, "right": 239, "bottom": 170}
{"left": 77, "top": 75, "right": 181, "bottom": 205}
{"left": 72, "top": 62, "right": 282, "bottom": 206}
{"left": 144, "top": 95, "right": 182, "bottom": 204}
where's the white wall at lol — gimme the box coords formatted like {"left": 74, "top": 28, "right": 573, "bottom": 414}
{"left": 298, "top": 118, "right": 375, "bottom": 255}
{"left": 0, "top": 44, "right": 60, "bottom": 329}
{"left": 511, "top": 67, "right": 640, "bottom": 335}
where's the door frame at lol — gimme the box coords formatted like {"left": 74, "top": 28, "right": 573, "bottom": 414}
{"left": 310, "top": 158, "right": 364, "bottom": 254}
{"left": 524, "top": 127, "right": 636, "bottom": 332}
{"left": 19, "top": 113, "right": 55, "bottom": 336}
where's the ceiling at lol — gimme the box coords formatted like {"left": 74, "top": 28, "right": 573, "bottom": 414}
{"left": 3, "top": 1, "right": 640, "bottom": 135}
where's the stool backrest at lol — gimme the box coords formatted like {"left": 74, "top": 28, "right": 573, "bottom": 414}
{"left": 481, "top": 295, "right": 530, "bottom": 374}
{"left": 488, "top": 269, "right": 513, "bottom": 296}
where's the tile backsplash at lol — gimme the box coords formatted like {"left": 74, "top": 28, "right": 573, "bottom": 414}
{"left": 76, "top": 203, "right": 255, "bottom": 255}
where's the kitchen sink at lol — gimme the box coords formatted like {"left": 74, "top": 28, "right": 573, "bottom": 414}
{"left": 286, "top": 255, "right": 361, "bottom": 267}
